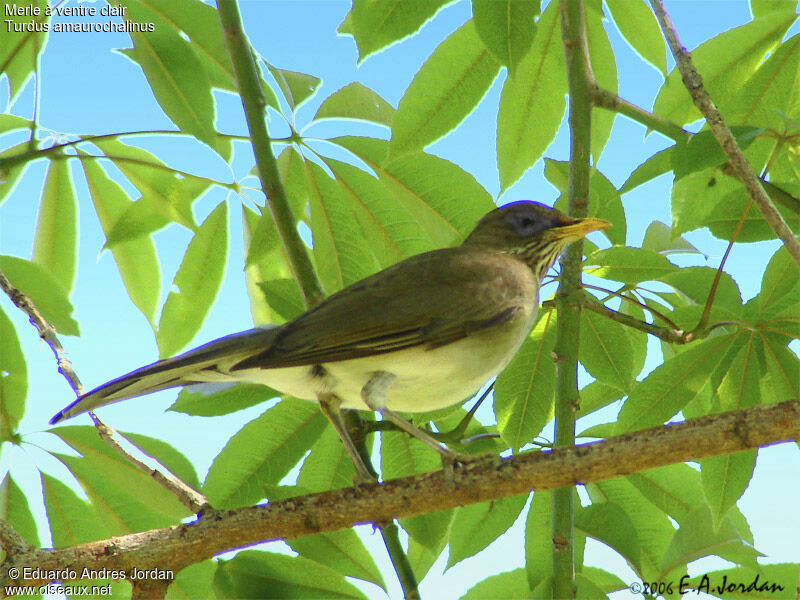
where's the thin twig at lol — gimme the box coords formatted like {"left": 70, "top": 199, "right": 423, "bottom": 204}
{"left": 89, "top": 414, "right": 210, "bottom": 514}
{"left": 0, "top": 269, "right": 208, "bottom": 513}
{"left": 580, "top": 296, "right": 693, "bottom": 344}
{"left": 0, "top": 519, "right": 30, "bottom": 556}
{"left": 650, "top": 0, "right": 800, "bottom": 267}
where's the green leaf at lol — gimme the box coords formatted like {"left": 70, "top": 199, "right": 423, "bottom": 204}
{"left": 587, "top": 478, "right": 675, "bottom": 580}
{"left": 314, "top": 82, "right": 395, "bottom": 126}
{"left": 157, "top": 201, "right": 228, "bottom": 358}
{"left": 701, "top": 450, "right": 757, "bottom": 530}
{"left": 723, "top": 33, "right": 800, "bottom": 131}
{"left": 616, "top": 334, "right": 737, "bottom": 433}
{"left": 121, "top": 430, "right": 202, "bottom": 491}
{"left": 52, "top": 426, "right": 190, "bottom": 532}
{"left": 288, "top": 530, "right": 386, "bottom": 589}
{"left": 580, "top": 567, "right": 627, "bottom": 596}
{"left": 579, "top": 308, "right": 634, "bottom": 392}
{"left": 128, "top": 0, "right": 235, "bottom": 91}
{"left": 0, "top": 474, "right": 40, "bottom": 555}
{"left": 525, "top": 490, "right": 552, "bottom": 588}
{"left": 324, "top": 157, "right": 428, "bottom": 265}
{"left": 381, "top": 431, "right": 454, "bottom": 551}
{"left": 460, "top": 568, "right": 530, "bottom": 599}
{"left": 32, "top": 159, "right": 77, "bottom": 292}
{"left": 332, "top": 136, "right": 494, "bottom": 247}
{"left": 653, "top": 14, "right": 795, "bottom": 125}
{"left": 169, "top": 382, "right": 277, "bottom": 417}
{"left": 627, "top": 463, "right": 710, "bottom": 523}
{"left": 0, "top": 255, "right": 79, "bottom": 336}
{"left": 757, "top": 246, "right": 800, "bottom": 315}
{"left": 497, "top": 1, "right": 565, "bottom": 190}
{"left": 471, "top": 0, "right": 539, "bottom": 76}
{"left": 641, "top": 221, "right": 701, "bottom": 256}
{"left": 214, "top": 551, "right": 366, "bottom": 599}
{"left": 586, "top": 4, "right": 617, "bottom": 161}
{"left": 0, "top": 307, "right": 27, "bottom": 433}
{"left": 305, "top": 162, "right": 379, "bottom": 292}
{"left": 670, "top": 169, "right": 742, "bottom": 236}
{"left": 605, "top": 0, "right": 666, "bottom": 76}
{"left": 447, "top": 493, "right": 528, "bottom": 568}
{"left": 705, "top": 183, "right": 800, "bottom": 243}
{"left": 80, "top": 155, "right": 161, "bottom": 325}
{"left": 392, "top": 20, "right": 500, "bottom": 155}
{"left": 576, "top": 380, "right": 624, "bottom": 418}
{"left": 167, "top": 561, "right": 218, "bottom": 600}
{"left": 659, "top": 267, "right": 742, "bottom": 312}
{"left": 0, "top": 142, "right": 31, "bottom": 205}
{"left": 92, "top": 138, "right": 211, "bottom": 235}
{"left": 122, "top": 0, "right": 217, "bottom": 148}
{"left": 760, "top": 334, "right": 800, "bottom": 402}
{"left": 584, "top": 246, "right": 678, "bottom": 284}
{"left": 265, "top": 63, "right": 322, "bottom": 110}
{"left": 297, "top": 426, "right": 358, "bottom": 492}
{"left": 257, "top": 279, "right": 305, "bottom": 322}
{"left": 620, "top": 146, "right": 674, "bottom": 194}
{"left": 0, "top": 0, "right": 48, "bottom": 102}
{"left": 495, "top": 311, "right": 556, "bottom": 451}
{"left": 671, "top": 127, "right": 764, "bottom": 181}
{"left": 41, "top": 473, "right": 109, "bottom": 546}
{"left": 576, "top": 502, "right": 640, "bottom": 575}
{"left": 660, "top": 506, "right": 761, "bottom": 575}
{"left": 203, "top": 399, "right": 327, "bottom": 508}
{"left": 346, "top": 0, "right": 451, "bottom": 61}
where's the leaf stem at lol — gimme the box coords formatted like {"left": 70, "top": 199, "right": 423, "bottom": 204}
{"left": 593, "top": 88, "right": 688, "bottom": 141}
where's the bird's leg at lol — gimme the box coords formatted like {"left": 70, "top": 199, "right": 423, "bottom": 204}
{"left": 362, "top": 371, "right": 475, "bottom": 466}
{"left": 317, "top": 392, "right": 378, "bottom": 485}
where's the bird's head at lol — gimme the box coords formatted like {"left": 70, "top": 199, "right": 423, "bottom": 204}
{"left": 462, "top": 201, "right": 611, "bottom": 281}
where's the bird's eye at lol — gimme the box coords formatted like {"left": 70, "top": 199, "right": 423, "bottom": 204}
{"left": 508, "top": 213, "right": 546, "bottom": 236}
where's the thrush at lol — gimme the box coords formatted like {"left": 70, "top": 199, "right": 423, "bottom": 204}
{"left": 51, "top": 201, "right": 609, "bottom": 483}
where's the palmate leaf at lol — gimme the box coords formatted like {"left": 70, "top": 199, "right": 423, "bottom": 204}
{"left": 41, "top": 472, "right": 109, "bottom": 546}
{"left": 213, "top": 550, "right": 366, "bottom": 599}
{"left": 0, "top": 0, "right": 48, "bottom": 102}
{"left": 579, "top": 308, "right": 634, "bottom": 393}
{"left": 641, "top": 221, "right": 701, "bottom": 256}
{"left": 391, "top": 19, "right": 501, "bottom": 156}
{"left": 497, "top": 0, "right": 566, "bottom": 191}
{"left": 460, "top": 568, "right": 530, "bottom": 600}
{"left": 471, "top": 0, "right": 539, "bottom": 77}
{"left": 575, "top": 502, "right": 640, "bottom": 574}
{"left": 32, "top": 159, "right": 77, "bottom": 293}
{"left": 620, "top": 146, "right": 674, "bottom": 194}
{"left": 297, "top": 426, "right": 358, "bottom": 492}
{"left": 156, "top": 201, "right": 228, "bottom": 358}
{"left": 202, "top": 398, "right": 327, "bottom": 508}
{"left": 584, "top": 246, "right": 678, "bottom": 284}
{"left": 495, "top": 310, "right": 556, "bottom": 451}
{"left": 264, "top": 62, "right": 322, "bottom": 111}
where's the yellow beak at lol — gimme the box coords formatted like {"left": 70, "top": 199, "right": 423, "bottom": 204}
{"left": 553, "top": 217, "right": 611, "bottom": 240}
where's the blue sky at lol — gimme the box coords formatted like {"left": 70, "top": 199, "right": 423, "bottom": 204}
{"left": 1, "top": 1, "right": 798, "bottom": 598}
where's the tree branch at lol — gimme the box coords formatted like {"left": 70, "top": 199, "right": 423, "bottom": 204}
{"left": 650, "top": 0, "right": 800, "bottom": 267}
{"left": 3, "top": 401, "right": 797, "bottom": 594}
{"left": 0, "top": 269, "right": 208, "bottom": 514}
{"left": 217, "top": 0, "right": 324, "bottom": 307}
{"left": 593, "top": 88, "right": 688, "bottom": 142}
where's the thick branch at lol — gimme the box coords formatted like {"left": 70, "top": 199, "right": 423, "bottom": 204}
{"left": 3, "top": 401, "right": 797, "bottom": 594}
{"left": 555, "top": 2, "right": 594, "bottom": 597}
{"left": 650, "top": 0, "right": 800, "bottom": 267}
{"left": 217, "top": 0, "right": 324, "bottom": 307}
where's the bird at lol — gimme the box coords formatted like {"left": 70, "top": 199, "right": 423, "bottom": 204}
{"left": 50, "top": 201, "right": 609, "bottom": 484}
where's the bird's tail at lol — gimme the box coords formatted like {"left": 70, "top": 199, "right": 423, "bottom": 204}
{"left": 49, "top": 327, "right": 279, "bottom": 424}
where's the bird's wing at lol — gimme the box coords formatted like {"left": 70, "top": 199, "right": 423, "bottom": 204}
{"left": 50, "top": 327, "right": 280, "bottom": 423}
{"left": 233, "top": 247, "right": 535, "bottom": 370}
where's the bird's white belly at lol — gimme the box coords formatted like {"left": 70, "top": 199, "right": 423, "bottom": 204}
{"left": 202, "top": 305, "right": 536, "bottom": 413}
